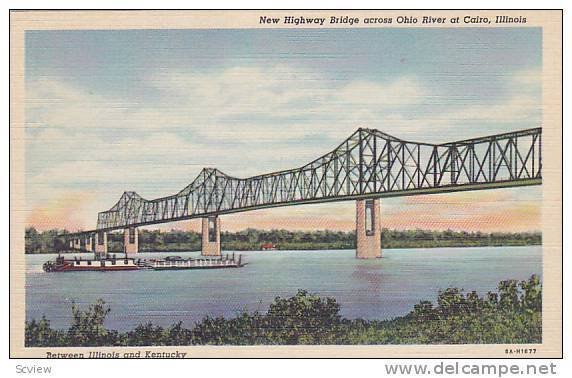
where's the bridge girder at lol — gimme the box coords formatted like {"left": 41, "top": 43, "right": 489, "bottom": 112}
{"left": 85, "top": 127, "right": 541, "bottom": 234}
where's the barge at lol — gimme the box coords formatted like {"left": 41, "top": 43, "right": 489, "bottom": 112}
{"left": 140, "top": 254, "right": 244, "bottom": 270}
{"left": 43, "top": 253, "right": 245, "bottom": 272}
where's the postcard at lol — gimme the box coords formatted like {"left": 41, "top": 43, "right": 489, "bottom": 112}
{"left": 9, "top": 10, "right": 562, "bottom": 358}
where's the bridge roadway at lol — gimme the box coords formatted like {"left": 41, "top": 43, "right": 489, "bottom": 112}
{"left": 66, "top": 127, "right": 542, "bottom": 259}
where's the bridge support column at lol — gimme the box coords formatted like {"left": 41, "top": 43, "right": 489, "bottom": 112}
{"left": 85, "top": 234, "right": 93, "bottom": 252}
{"left": 69, "top": 239, "right": 73, "bottom": 250}
{"left": 356, "top": 198, "right": 382, "bottom": 259}
{"left": 73, "top": 237, "right": 81, "bottom": 250}
{"left": 201, "top": 216, "right": 221, "bottom": 256}
{"left": 124, "top": 227, "right": 139, "bottom": 256}
{"left": 95, "top": 231, "right": 108, "bottom": 259}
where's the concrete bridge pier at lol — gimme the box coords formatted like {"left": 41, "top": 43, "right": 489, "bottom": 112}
{"left": 124, "top": 227, "right": 139, "bottom": 256}
{"left": 201, "top": 216, "right": 221, "bottom": 256}
{"left": 73, "top": 237, "right": 81, "bottom": 250}
{"left": 356, "top": 198, "right": 382, "bottom": 259}
{"left": 95, "top": 231, "right": 108, "bottom": 259}
{"left": 85, "top": 234, "right": 93, "bottom": 252}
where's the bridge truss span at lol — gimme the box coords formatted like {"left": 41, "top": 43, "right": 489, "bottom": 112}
{"left": 95, "top": 127, "right": 542, "bottom": 232}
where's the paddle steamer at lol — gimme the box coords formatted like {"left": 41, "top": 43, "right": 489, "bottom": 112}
{"left": 42, "top": 255, "right": 138, "bottom": 272}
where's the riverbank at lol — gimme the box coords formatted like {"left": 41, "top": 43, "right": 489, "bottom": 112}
{"left": 25, "top": 227, "right": 541, "bottom": 254}
{"left": 25, "top": 275, "right": 541, "bottom": 346}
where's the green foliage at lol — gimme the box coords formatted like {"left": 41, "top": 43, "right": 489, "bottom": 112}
{"left": 386, "top": 274, "right": 543, "bottom": 345}
{"left": 122, "top": 323, "right": 167, "bottom": 346}
{"left": 25, "top": 227, "right": 69, "bottom": 254}
{"left": 25, "top": 275, "right": 542, "bottom": 347}
{"left": 520, "top": 274, "right": 542, "bottom": 313}
{"left": 67, "top": 299, "right": 113, "bottom": 346}
{"left": 25, "top": 316, "right": 66, "bottom": 347}
{"left": 264, "top": 290, "right": 341, "bottom": 344}
{"left": 25, "top": 226, "right": 542, "bottom": 254}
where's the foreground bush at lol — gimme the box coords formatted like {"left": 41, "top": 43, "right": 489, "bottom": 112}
{"left": 26, "top": 275, "right": 541, "bottom": 346}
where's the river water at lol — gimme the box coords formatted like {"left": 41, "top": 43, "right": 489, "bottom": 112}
{"left": 25, "top": 247, "right": 541, "bottom": 331}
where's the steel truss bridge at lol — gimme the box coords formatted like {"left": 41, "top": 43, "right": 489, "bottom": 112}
{"left": 72, "top": 127, "right": 542, "bottom": 236}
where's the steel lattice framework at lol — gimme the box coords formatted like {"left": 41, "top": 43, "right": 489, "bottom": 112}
{"left": 91, "top": 127, "right": 541, "bottom": 233}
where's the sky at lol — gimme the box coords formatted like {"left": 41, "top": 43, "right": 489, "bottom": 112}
{"left": 24, "top": 27, "right": 542, "bottom": 233}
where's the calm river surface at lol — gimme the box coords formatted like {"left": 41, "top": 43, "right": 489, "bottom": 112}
{"left": 26, "top": 247, "right": 542, "bottom": 331}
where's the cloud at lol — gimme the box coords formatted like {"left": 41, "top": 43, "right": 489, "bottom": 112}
{"left": 510, "top": 68, "right": 543, "bottom": 87}
{"left": 143, "top": 66, "right": 428, "bottom": 142}
{"left": 446, "top": 93, "right": 540, "bottom": 125}
{"left": 384, "top": 188, "right": 542, "bottom": 232}
{"left": 24, "top": 65, "right": 542, "bottom": 231}
{"left": 331, "top": 77, "right": 427, "bottom": 107}
{"left": 26, "top": 190, "right": 99, "bottom": 231}
{"left": 26, "top": 78, "right": 138, "bottom": 131}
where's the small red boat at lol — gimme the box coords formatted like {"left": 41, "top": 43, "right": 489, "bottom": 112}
{"left": 260, "top": 242, "right": 277, "bottom": 250}
{"left": 43, "top": 255, "right": 139, "bottom": 272}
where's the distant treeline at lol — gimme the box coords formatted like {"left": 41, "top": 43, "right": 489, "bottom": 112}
{"left": 25, "top": 227, "right": 542, "bottom": 254}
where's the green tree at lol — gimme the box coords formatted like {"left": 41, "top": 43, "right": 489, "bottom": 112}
{"left": 123, "top": 322, "right": 166, "bottom": 346}
{"left": 265, "top": 290, "right": 341, "bottom": 344}
{"left": 25, "top": 316, "right": 66, "bottom": 347}
{"left": 67, "top": 299, "right": 114, "bottom": 346}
